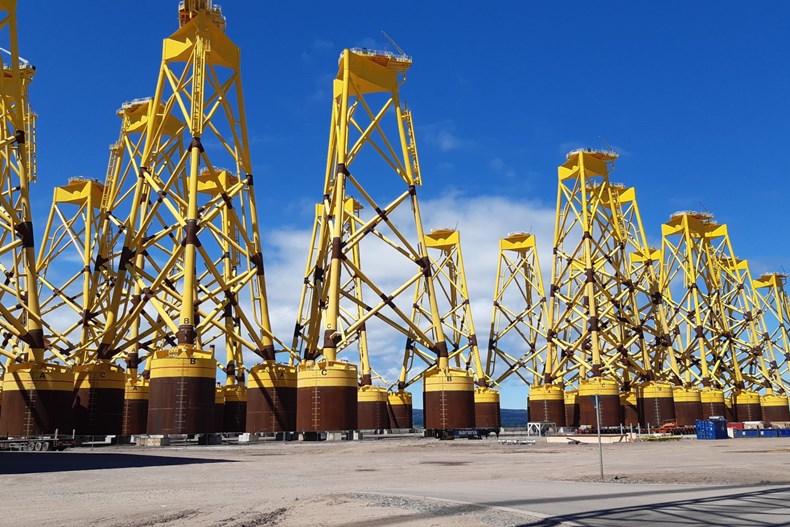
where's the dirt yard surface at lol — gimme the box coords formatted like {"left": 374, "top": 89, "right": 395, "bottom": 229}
{"left": 2, "top": 435, "right": 790, "bottom": 526}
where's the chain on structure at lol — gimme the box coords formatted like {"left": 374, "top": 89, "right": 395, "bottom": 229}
{"left": 92, "top": 2, "right": 279, "bottom": 433}
{"left": 294, "top": 48, "right": 446, "bottom": 367}
{"left": 484, "top": 232, "right": 551, "bottom": 387}
{"left": 0, "top": 1, "right": 47, "bottom": 367}
{"left": 398, "top": 228, "right": 486, "bottom": 389}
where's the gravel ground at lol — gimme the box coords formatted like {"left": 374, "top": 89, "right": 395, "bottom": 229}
{"left": 2, "top": 435, "right": 789, "bottom": 526}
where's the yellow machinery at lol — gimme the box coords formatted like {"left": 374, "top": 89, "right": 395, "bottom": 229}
{"left": 716, "top": 253, "right": 776, "bottom": 421}
{"left": 0, "top": 0, "right": 76, "bottom": 437}
{"left": 292, "top": 47, "right": 450, "bottom": 433}
{"left": 398, "top": 228, "right": 488, "bottom": 430}
{"left": 485, "top": 232, "right": 563, "bottom": 424}
{"left": 544, "top": 150, "right": 659, "bottom": 427}
{"left": 752, "top": 273, "right": 790, "bottom": 421}
{"left": 94, "top": 1, "right": 282, "bottom": 435}
{"left": 659, "top": 212, "right": 775, "bottom": 422}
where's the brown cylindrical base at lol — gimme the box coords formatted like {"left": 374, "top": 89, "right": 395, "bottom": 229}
{"left": 761, "top": 395, "right": 790, "bottom": 422}
{"left": 147, "top": 351, "right": 216, "bottom": 435}
{"left": 564, "top": 390, "right": 579, "bottom": 427}
{"left": 123, "top": 379, "right": 149, "bottom": 436}
{"left": 358, "top": 386, "right": 389, "bottom": 430}
{"left": 72, "top": 363, "right": 125, "bottom": 436}
{"left": 296, "top": 362, "right": 357, "bottom": 432}
{"left": 725, "top": 400, "right": 736, "bottom": 422}
{"left": 247, "top": 363, "right": 297, "bottom": 433}
{"left": 578, "top": 379, "right": 621, "bottom": 428}
{"left": 0, "top": 364, "right": 74, "bottom": 437}
{"left": 73, "top": 386, "right": 124, "bottom": 436}
{"left": 621, "top": 392, "right": 639, "bottom": 427}
{"left": 673, "top": 387, "right": 702, "bottom": 426}
{"left": 423, "top": 369, "right": 475, "bottom": 430}
{"left": 528, "top": 385, "right": 566, "bottom": 426}
{"left": 474, "top": 388, "right": 500, "bottom": 429}
{"left": 214, "top": 403, "right": 225, "bottom": 432}
{"left": 700, "top": 390, "right": 726, "bottom": 420}
{"left": 733, "top": 391, "right": 761, "bottom": 422}
{"left": 223, "top": 401, "right": 246, "bottom": 433}
{"left": 147, "top": 376, "right": 216, "bottom": 435}
{"left": 387, "top": 391, "right": 412, "bottom": 429}
{"left": 123, "top": 399, "right": 148, "bottom": 435}
{"left": 638, "top": 382, "right": 676, "bottom": 428}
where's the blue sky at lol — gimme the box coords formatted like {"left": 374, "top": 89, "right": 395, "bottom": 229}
{"left": 20, "top": 1, "right": 790, "bottom": 408}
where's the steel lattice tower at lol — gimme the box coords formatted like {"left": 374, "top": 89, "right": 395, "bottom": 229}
{"left": 292, "top": 48, "right": 459, "bottom": 433}
{"left": 95, "top": 1, "right": 279, "bottom": 434}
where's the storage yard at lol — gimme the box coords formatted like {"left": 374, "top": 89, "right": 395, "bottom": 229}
{"left": 3, "top": 437, "right": 790, "bottom": 526}
{"left": 0, "top": 6, "right": 789, "bottom": 526}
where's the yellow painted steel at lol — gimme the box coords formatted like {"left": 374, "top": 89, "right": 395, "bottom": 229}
{"left": 732, "top": 390, "right": 760, "bottom": 406}
{"left": 124, "top": 378, "right": 150, "bottom": 401}
{"left": 358, "top": 385, "right": 388, "bottom": 403}
{"left": 387, "top": 390, "right": 412, "bottom": 407}
{"left": 700, "top": 389, "right": 725, "bottom": 405}
{"left": 620, "top": 391, "right": 638, "bottom": 406}
{"left": 398, "top": 228, "right": 486, "bottom": 391}
{"left": 92, "top": 2, "right": 285, "bottom": 394}
{"left": 0, "top": 1, "right": 49, "bottom": 366}
{"left": 661, "top": 212, "right": 775, "bottom": 396}
{"left": 474, "top": 386, "right": 500, "bottom": 405}
{"left": 640, "top": 381, "right": 674, "bottom": 399}
{"left": 753, "top": 273, "right": 790, "bottom": 394}
{"left": 2, "top": 362, "right": 73, "bottom": 392}
{"left": 222, "top": 383, "right": 247, "bottom": 403}
{"left": 423, "top": 368, "right": 474, "bottom": 393}
{"left": 672, "top": 385, "right": 701, "bottom": 404}
{"left": 292, "top": 47, "right": 448, "bottom": 400}
{"left": 297, "top": 361, "right": 358, "bottom": 389}
{"left": 761, "top": 393, "right": 789, "bottom": 409}
{"left": 486, "top": 232, "right": 551, "bottom": 387}
{"left": 564, "top": 389, "right": 578, "bottom": 406}
{"left": 529, "top": 384, "right": 565, "bottom": 402}
{"left": 578, "top": 378, "right": 620, "bottom": 398}
{"left": 73, "top": 362, "right": 125, "bottom": 390}
{"left": 148, "top": 348, "right": 216, "bottom": 380}
{"left": 546, "top": 150, "right": 667, "bottom": 398}
{"left": 248, "top": 363, "right": 297, "bottom": 389}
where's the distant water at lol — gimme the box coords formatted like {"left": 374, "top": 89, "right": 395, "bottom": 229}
{"left": 411, "top": 408, "right": 528, "bottom": 429}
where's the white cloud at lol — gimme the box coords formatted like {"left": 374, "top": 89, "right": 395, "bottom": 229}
{"left": 419, "top": 121, "right": 466, "bottom": 153}
{"left": 258, "top": 192, "right": 556, "bottom": 408}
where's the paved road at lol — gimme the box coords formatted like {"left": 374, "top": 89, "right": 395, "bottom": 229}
{"left": 367, "top": 481, "right": 790, "bottom": 526}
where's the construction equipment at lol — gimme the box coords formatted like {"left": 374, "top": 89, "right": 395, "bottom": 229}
{"left": 398, "top": 228, "right": 491, "bottom": 431}
{"left": 544, "top": 150, "right": 659, "bottom": 428}
{"left": 94, "top": 0, "right": 282, "bottom": 435}
{"left": 0, "top": 0, "right": 75, "bottom": 437}
{"left": 751, "top": 273, "right": 790, "bottom": 421}
{"left": 292, "top": 47, "right": 454, "bottom": 433}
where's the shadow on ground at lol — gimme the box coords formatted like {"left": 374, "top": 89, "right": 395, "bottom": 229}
{"left": 0, "top": 452, "right": 233, "bottom": 475}
{"left": 347, "top": 485, "right": 790, "bottom": 527}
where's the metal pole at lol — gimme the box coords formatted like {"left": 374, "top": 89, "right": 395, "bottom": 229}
{"left": 595, "top": 394, "right": 604, "bottom": 481}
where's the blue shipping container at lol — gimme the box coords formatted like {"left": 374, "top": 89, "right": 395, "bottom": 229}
{"left": 778, "top": 428, "right": 790, "bottom": 437}
{"left": 744, "top": 429, "right": 760, "bottom": 438}
{"left": 696, "top": 419, "right": 728, "bottom": 440}
{"left": 760, "top": 429, "right": 778, "bottom": 438}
